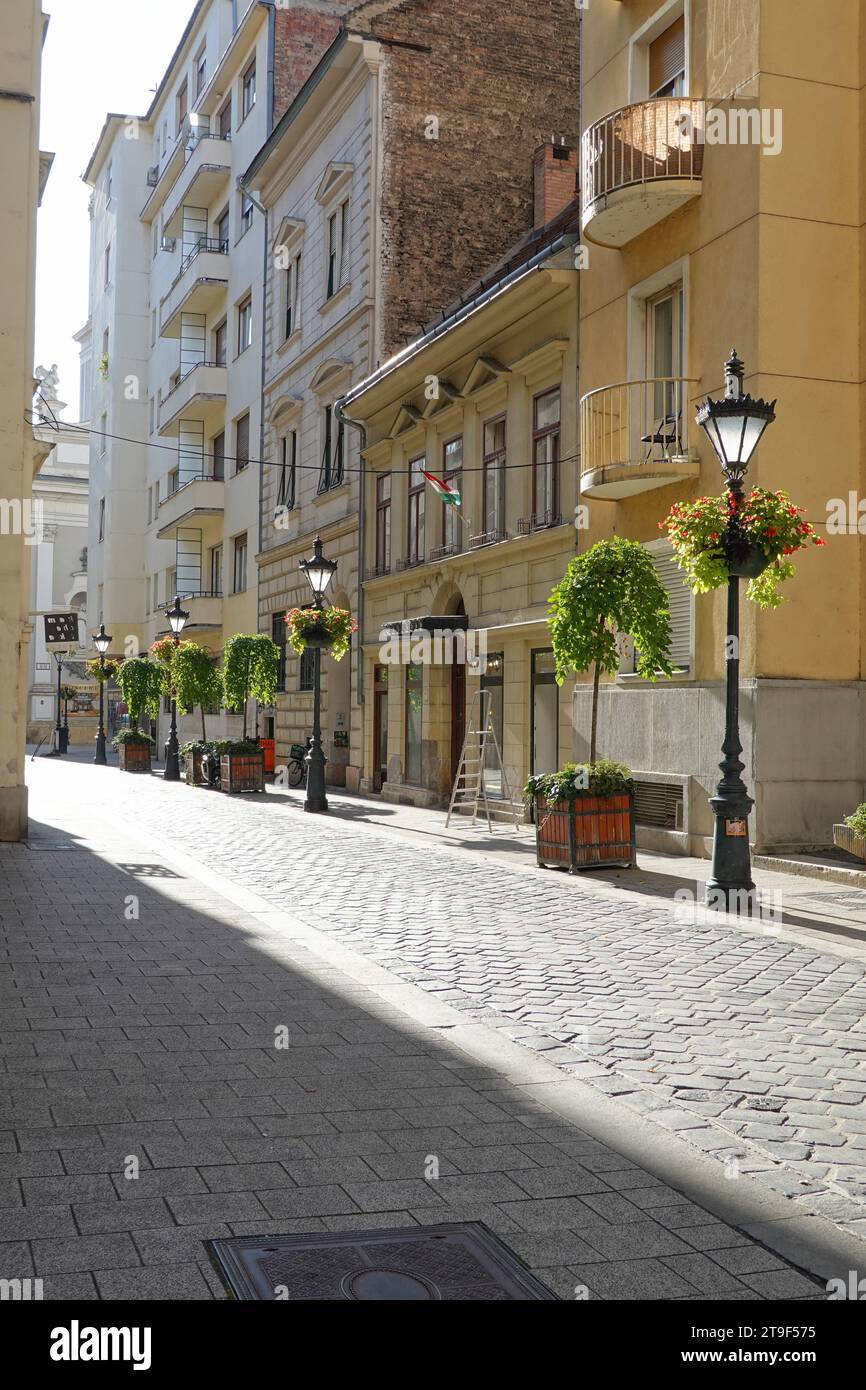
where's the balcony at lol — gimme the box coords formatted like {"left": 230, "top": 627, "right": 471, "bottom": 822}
{"left": 173, "top": 592, "right": 223, "bottom": 636}
{"left": 581, "top": 99, "right": 704, "bottom": 248}
{"left": 158, "top": 362, "right": 227, "bottom": 437}
{"left": 157, "top": 475, "right": 224, "bottom": 540}
{"left": 162, "top": 135, "right": 231, "bottom": 239}
{"left": 160, "top": 239, "right": 228, "bottom": 338}
{"left": 141, "top": 117, "right": 221, "bottom": 222}
{"left": 580, "top": 377, "right": 700, "bottom": 500}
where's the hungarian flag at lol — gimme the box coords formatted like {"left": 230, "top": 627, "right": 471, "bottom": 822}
{"left": 422, "top": 470, "right": 461, "bottom": 507}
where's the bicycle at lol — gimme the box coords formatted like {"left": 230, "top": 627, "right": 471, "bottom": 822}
{"left": 287, "top": 742, "right": 308, "bottom": 788}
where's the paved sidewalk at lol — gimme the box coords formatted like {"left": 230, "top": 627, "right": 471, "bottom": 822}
{"left": 0, "top": 756, "right": 861, "bottom": 1299}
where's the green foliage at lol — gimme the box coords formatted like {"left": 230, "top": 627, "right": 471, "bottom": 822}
{"left": 660, "top": 488, "right": 825, "bottom": 610}
{"left": 285, "top": 607, "right": 358, "bottom": 662}
{"left": 548, "top": 538, "right": 674, "bottom": 684}
{"left": 115, "top": 656, "right": 165, "bottom": 728}
{"left": 111, "top": 729, "right": 154, "bottom": 747}
{"left": 85, "top": 657, "right": 119, "bottom": 684}
{"left": 180, "top": 740, "right": 212, "bottom": 757}
{"left": 525, "top": 760, "right": 634, "bottom": 803}
{"left": 844, "top": 803, "right": 866, "bottom": 838}
{"left": 222, "top": 635, "right": 280, "bottom": 711}
{"left": 210, "top": 739, "right": 261, "bottom": 755}
{"left": 172, "top": 643, "right": 222, "bottom": 718}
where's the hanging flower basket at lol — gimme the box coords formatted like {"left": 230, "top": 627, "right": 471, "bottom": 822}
{"left": 286, "top": 607, "right": 357, "bottom": 661}
{"left": 660, "top": 488, "right": 825, "bottom": 609}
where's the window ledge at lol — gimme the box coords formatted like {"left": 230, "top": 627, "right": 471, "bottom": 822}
{"left": 617, "top": 668, "right": 693, "bottom": 685}
{"left": 319, "top": 281, "right": 351, "bottom": 315}
{"left": 277, "top": 328, "right": 302, "bottom": 359}
{"left": 313, "top": 481, "right": 349, "bottom": 504}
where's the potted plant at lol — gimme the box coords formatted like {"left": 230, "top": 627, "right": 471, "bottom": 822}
{"left": 85, "top": 657, "right": 120, "bottom": 685}
{"left": 221, "top": 635, "right": 280, "bottom": 789}
{"left": 833, "top": 803, "right": 866, "bottom": 862}
{"left": 660, "top": 487, "right": 825, "bottom": 609}
{"left": 210, "top": 738, "right": 265, "bottom": 794}
{"left": 286, "top": 606, "right": 357, "bottom": 659}
{"left": 112, "top": 728, "right": 155, "bottom": 773}
{"left": 525, "top": 760, "right": 636, "bottom": 871}
{"left": 541, "top": 538, "right": 674, "bottom": 871}
{"left": 114, "top": 655, "right": 165, "bottom": 773}
{"left": 180, "top": 739, "right": 213, "bottom": 787}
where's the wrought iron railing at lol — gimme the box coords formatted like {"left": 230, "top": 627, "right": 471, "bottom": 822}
{"left": 517, "top": 511, "right": 562, "bottom": 534}
{"left": 582, "top": 98, "right": 705, "bottom": 211}
{"left": 580, "top": 377, "right": 699, "bottom": 479}
{"left": 468, "top": 529, "right": 507, "bottom": 550}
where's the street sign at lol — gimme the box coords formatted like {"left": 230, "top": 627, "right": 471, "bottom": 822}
{"left": 43, "top": 613, "right": 79, "bottom": 646}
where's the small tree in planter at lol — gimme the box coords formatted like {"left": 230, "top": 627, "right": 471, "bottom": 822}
{"left": 151, "top": 639, "right": 222, "bottom": 782}
{"left": 833, "top": 803, "right": 866, "bottom": 863}
{"left": 530, "top": 539, "right": 674, "bottom": 872}
{"left": 114, "top": 656, "right": 165, "bottom": 772}
{"left": 220, "top": 635, "right": 280, "bottom": 791}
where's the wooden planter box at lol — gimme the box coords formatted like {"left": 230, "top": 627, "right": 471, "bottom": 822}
{"left": 221, "top": 749, "right": 265, "bottom": 795}
{"left": 185, "top": 750, "right": 207, "bottom": 786}
{"left": 535, "top": 792, "right": 636, "bottom": 872}
{"left": 833, "top": 823, "right": 866, "bottom": 862}
{"left": 118, "top": 742, "right": 152, "bottom": 774}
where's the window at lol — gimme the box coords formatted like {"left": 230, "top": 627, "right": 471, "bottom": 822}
{"left": 284, "top": 252, "right": 301, "bottom": 339}
{"left": 99, "top": 412, "right": 107, "bottom": 457}
{"left": 237, "top": 295, "right": 253, "bottom": 354}
{"left": 277, "top": 430, "right": 297, "bottom": 511}
{"left": 405, "top": 663, "right": 423, "bottom": 785}
{"left": 167, "top": 567, "right": 177, "bottom": 603}
{"left": 532, "top": 388, "right": 561, "bottom": 525}
{"left": 442, "top": 437, "right": 462, "bottom": 551}
{"left": 218, "top": 99, "right": 232, "bottom": 139}
{"left": 317, "top": 404, "right": 344, "bottom": 492}
{"left": 232, "top": 533, "right": 248, "bottom": 593}
{"left": 647, "top": 282, "right": 684, "bottom": 428}
{"left": 216, "top": 207, "right": 230, "bottom": 251}
{"left": 176, "top": 80, "right": 188, "bottom": 127}
{"left": 299, "top": 647, "right": 315, "bottom": 693}
{"left": 152, "top": 219, "right": 159, "bottom": 260}
{"left": 214, "top": 318, "right": 227, "bottom": 366}
{"left": 168, "top": 466, "right": 179, "bottom": 495}
{"left": 195, "top": 49, "right": 207, "bottom": 99}
{"left": 104, "top": 243, "right": 111, "bottom": 287}
{"left": 151, "top": 308, "right": 157, "bottom": 346}
{"left": 272, "top": 613, "right": 287, "bottom": 692}
{"left": 326, "top": 200, "right": 348, "bottom": 297}
{"left": 375, "top": 473, "right": 391, "bottom": 574}
{"left": 239, "top": 193, "right": 253, "bottom": 240}
{"left": 97, "top": 496, "right": 105, "bottom": 540}
{"left": 622, "top": 543, "right": 693, "bottom": 674}
{"left": 211, "top": 430, "right": 225, "bottom": 480}
{"left": 649, "top": 15, "right": 686, "bottom": 98}
{"left": 209, "top": 543, "right": 222, "bottom": 596}
{"left": 106, "top": 162, "right": 112, "bottom": 201}
{"left": 242, "top": 59, "right": 256, "bottom": 119}
{"left": 102, "top": 327, "right": 109, "bottom": 364}
{"left": 483, "top": 416, "right": 506, "bottom": 537}
{"left": 407, "top": 455, "right": 425, "bottom": 564}
{"left": 235, "top": 413, "right": 250, "bottom": 473}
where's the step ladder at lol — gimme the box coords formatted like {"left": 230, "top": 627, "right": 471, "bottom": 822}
{"left": 446, "top": 689, "right": 522, "bottom": 832}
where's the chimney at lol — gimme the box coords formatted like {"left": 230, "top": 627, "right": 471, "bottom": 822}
{"left": 533, "top": 139, "right": 578, "bottom": 229}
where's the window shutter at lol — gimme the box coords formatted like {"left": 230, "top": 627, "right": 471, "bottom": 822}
{"left": 649, "top": 16, "right": 685, "bottom": 95}
{"left": 652, "top": 545, "right": 692, "bottom": 670}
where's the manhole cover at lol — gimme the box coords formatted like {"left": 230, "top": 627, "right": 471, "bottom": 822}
{"left": 792, "top": 891, "right": 866, "bottom": 909}
{"left": 208, "top": 1223, "right": 558, "bottom": 1301}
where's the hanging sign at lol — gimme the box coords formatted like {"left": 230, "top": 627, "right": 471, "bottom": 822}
{"left": 43, "top": 613, "right": 80, "bottom": 646}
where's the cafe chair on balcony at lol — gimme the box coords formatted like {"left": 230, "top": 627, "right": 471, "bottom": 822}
{"left": 641, "top": 411, "right": 682, "bottom": 465}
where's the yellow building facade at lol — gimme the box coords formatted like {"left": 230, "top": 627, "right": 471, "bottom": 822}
{"left": 340, "top": 206, "right": 580, "bottom": 810}
{"left": 576, "top": 0, "right": 865, "bottom": 854}
{"left": 0, "top": 2, "right": 52, "bottom": 839}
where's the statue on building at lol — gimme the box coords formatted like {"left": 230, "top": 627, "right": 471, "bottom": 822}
{"left": 34, "top": 364, "right": 67, "bottom": 422}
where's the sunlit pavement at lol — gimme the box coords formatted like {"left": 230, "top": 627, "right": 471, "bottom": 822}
{"left": 0, "top": 751, "right": 863, "bottom": 1298}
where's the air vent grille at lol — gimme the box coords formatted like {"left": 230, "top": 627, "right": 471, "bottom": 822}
{"left": 634, "top": 779, "right": 684, "bottom": 830}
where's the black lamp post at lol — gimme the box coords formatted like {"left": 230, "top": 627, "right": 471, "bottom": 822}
{"left": 93, "top": 623, "right": 112, "bottom": 765}
{"left": 163, "top": 594, "right": 189, "bottom": 781}
{"left": 299, "top": 536, "right": 337, "bottom": 814}
{"left": 54, "top": 654, "right": 68, "bottom": 755}
{"left": 696, "top": 350, "right": 776, "bottom": 910}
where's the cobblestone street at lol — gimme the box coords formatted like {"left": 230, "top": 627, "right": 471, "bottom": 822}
{"left": 0, "top": 754, "right": 862, "bottom": 1299}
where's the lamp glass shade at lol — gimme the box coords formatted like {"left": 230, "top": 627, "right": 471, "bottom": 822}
{"left": 93, "top": 626, "right": 112, "bottom": 656}
{"left": 703, "top": 412, "right": 771, "bottom": 469}
{"left": 166, "top": 597, "right": 189, "bottom": 635}
{"left": 301, "top": 554, "right": 337, "bottom": 602}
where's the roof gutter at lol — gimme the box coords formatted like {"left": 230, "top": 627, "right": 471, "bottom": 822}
{"left": 338, "top": 231, "right": 579, "bottom": 412}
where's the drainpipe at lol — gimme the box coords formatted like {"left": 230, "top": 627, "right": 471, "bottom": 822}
{"left": 265, "top": 1, "right": 276, "bottom": 133}
{"left": 333, "top": 398, "right": 366, "bottom": 708}
{"left": 238, "top": 181, "right": 270, "bottom": 582}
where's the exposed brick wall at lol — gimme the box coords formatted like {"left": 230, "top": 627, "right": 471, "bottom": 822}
{"left": 273, "top": 2, "right": 354, "bottom": 123}
{"left": 533, "top": 143, "right": 578, "bottom": 229}
{"left": 351, "top": 0, "right": 581, "bottom": 356}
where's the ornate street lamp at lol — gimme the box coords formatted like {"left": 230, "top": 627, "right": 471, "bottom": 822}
{"left": 163, "top": 594, "right": 189, "bottom": 782}
{"left": 93, "top": 623, "right": 112, "bottom": 766}
{"left": 299, "top": 536, "right": 337, "bottom": 814}
{"left": 696, "top": 351, "right": 776, "bottom": 910}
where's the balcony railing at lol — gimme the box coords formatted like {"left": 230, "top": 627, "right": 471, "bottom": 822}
{"left": 580, "top": 377, "right": 700, "bottom": 499}
{"left": 396, "top": 555, "right": 426, "bottom": 572}
{"left": 177, "top": 236, "right": 229, "bottom": 279}
{"left": 468, "top": 530, "right": 507, "bottom": 550}
{"left": 581, "top": 98, "right": 705, "bottom": 248}
{"left": 364, "top": 562, "right": 392, "bottom": 580}
{"left": 430, "top": 541, "right": 463, "bottom": 562}
{"left": 517, "top": 511, "right": 562, "bottom": 534}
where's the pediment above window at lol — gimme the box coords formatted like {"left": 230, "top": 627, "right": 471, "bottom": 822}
{"left": 272, "top": 216, "right": 304, "bottom": 256}
{"left": 315, "top": 162, "right": 353, "bottom": 207}
{"left": 389, "top": 402, "right": 423, "bottom": 438}
{"left": 461, "top": 355, "right": 511, "bottom": 397}
{"left": 268, "top": 392, "right": 303, "bottom": 426}
{"left": 309, "top": 357, "right": 353, "bottom": 395}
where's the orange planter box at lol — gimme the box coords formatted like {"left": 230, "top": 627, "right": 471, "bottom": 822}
{"left": 221, "top": 750, "right": 265, "bottom": 795}
{"left": 535, "top": 793, "right": 635, "bottom": 872}
{"left": 118, "top": 742, "right": 152, "bottom": 774}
